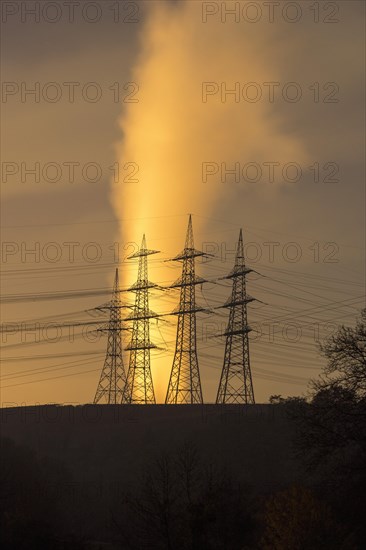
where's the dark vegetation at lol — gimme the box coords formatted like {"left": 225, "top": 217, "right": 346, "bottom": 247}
{"left": 1, "top": 309, "right": 365, "bottom": 549}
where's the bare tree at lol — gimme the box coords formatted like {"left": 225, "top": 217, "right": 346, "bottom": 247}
{"left": 316, "top": 308, "right": 366, "bottom": 398}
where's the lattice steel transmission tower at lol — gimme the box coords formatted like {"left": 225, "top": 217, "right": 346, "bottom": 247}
{"left": 165, "top": 215, "right": 209, "bottom": 404}
{"left": 122, "top": 235, "right": 159, "bottom": 404}
{"left": 216, "top": 229, "right": 255, "bottom": 404}
{"left": 94, "top": 268, "right": 127, "bottom": 404}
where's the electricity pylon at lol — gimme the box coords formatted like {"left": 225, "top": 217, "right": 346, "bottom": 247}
{"left": 165, "top": 215, "right": 209, "bottom": 404}
{"left": 94, "top": 268, "right": 127, "bottom": 404}
{"left": 122, "top": 235, "right": 159, "bottom": 404}
{"left": 216, "top": 229, "right": 255, "bottom": 404}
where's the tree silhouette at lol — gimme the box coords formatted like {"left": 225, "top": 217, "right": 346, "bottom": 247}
{"left": 260, "top": 485, "right": 354, "bottom": 550}
{"left": 111, "top": 443, "right": 256, "bottom": 550}
{"left": 316, "top": 307, "right": 366, "bottom": 398}
{"left": 285, "top": 309, "right": 366, "bottom": 546}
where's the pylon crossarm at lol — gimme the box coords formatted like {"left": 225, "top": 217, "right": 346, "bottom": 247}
{"left": 125, "top": 342, "right": 158, "bottom": 351}
{"left": 222, "top": 327, "right": 252, "bottom": 337}
{"left": 221, "top": 295, "right": 256, "bottom": 308}
{"left": 224, "top": 266, "right": 253, "bottom": 279}
{"left": 127, "top": 280, "right": 160, "bottom": 291}
{"left": 171, "top": 248, "right": 212, "bottom": 261}
{"left": 169, "top": 275, "right": 208, "bottom": 288}
{"left": 124, "top": 307, "right": 159, "bottom": 321}
{"left": 170, "top": 305, "right": 210, "bottom": 315}
{"left": 97, "top": 326, "right": 130, "bottom": 333}
{"left": 95, "top": 304, "right": 128, "bottom": 311}
{"left": 127, "top": 248, "right": 160, "bottom": 259}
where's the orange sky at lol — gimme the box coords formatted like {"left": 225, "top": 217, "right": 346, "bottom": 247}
{"left": 1, "top": 1, "right": 365, "bottom": 405}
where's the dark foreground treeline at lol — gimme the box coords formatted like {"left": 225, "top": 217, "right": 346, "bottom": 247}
{"left": 1, "top": 403, "right": 365, "bottom": 550}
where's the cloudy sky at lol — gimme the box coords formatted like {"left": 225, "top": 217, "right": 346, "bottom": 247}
{"left": 1, "top": 0, "right": 365, "bottom": 405}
